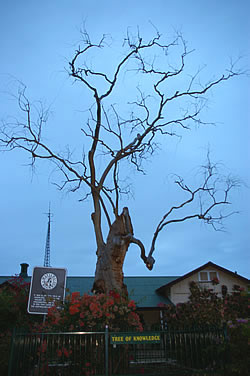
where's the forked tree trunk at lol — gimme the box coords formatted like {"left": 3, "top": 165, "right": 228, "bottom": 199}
{"left": 92, "top": 208, "right": 134, "bottom": 296}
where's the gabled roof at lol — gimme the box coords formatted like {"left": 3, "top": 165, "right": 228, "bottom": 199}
{"left": 156, "top": 261, "right": 250, "bottom": 295}
{"left": 0, "top": 275, "right": 179, "bottom": 308}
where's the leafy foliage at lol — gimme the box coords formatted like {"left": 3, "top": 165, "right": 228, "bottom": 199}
{"left": 159, "top": 281, "right": 249, "bottom": 328}
{"left": 226, "top": 319, "right": 250, "bottom": 376}
{"left": 0, "top": 276, "right": 31, "bottom": 330}
{"left": 0, "top": 276, "right": 38, "bottom": 374}
{"left": 38, "top": 290, "right": 143, "bottom": 332}
{"left": 159, "top": 281, "right": 249, "bottom": 375}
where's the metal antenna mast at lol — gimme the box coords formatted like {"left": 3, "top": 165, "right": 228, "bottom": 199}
{"left": 44, "top": 204, "right": 53, "bottom": 267}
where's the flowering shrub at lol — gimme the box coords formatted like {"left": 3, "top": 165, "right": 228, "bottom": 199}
{"left": 157, "top": 282, "right": 249, "bottom": 374}
{"left": 43, "top": 290, "right": 143, "bottom": 332}
{"left": 158, "top": 281, "right": 249, "bottom": 328}
{"left": 158, "top": 281, "right": 223, "bottom": 327}
{"left": 31, "top": 291, "right": 143, "bottom": 375}
{"left": 222, "top": 284, "right": 249, "bottom": 322}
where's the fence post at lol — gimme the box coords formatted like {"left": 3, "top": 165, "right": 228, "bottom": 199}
{"left": 105, "top": 325, "right": 109, "bottom": 376}
{"left": 7, "top": 327, "right": 16, "bottom": 376}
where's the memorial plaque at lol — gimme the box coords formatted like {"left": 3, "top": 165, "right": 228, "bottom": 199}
{"left": 28, "top": 266, "right": 67, "bottom": 314}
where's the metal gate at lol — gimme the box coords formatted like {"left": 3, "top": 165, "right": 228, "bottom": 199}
{"left": 8, "top": 327, "right": 227, "bottom": 375}
{"left": 109, "top": 328, "right": 226, "bottom": 375}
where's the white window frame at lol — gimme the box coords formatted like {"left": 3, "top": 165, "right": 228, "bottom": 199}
{"left": 198, "top": 270, "right": 219, "bottom": 282}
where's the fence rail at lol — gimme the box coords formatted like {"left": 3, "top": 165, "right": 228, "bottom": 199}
{"left": 8, "top": 327, "right": 227, "bottom": 376}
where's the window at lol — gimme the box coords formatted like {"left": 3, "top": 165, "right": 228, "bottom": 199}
{"left": 198, "top": 271, "right": 219, "bottom": 282}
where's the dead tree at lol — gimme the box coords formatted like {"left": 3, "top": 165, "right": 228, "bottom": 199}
{"left": 0, "top": 29, "right": 242, "bottom": 295}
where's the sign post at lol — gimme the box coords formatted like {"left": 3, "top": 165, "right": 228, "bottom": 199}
{"left": 28, "top": 266, "right": 67, "bottom": 315}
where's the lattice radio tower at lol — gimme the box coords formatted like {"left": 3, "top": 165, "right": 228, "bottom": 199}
{"left": 43, "top": 204, "right": 53, "bottom": 267}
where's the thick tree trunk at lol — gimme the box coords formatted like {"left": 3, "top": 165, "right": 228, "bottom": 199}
{"left": 92, "top": 208, "right": 133, "bottom": 295}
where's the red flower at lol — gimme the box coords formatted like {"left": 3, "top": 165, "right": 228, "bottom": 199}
{"left": 80, "top": 311, "right": 85, "bottom": 318}
{"left": 69, "top": 304, "right": 80, "bottom": 315}
{"left": 36, "top": 291, "right": 144, "bottom": 333}
{"left": 89, "top": 302, "right": 99, "bottom": 312}
{"left": 63, "top": 348, "right": 69, "bottom": 358}
{"left": 109, "top": 290, "right": 120, "bottom": 300}
{"left": 107, "top": 298, "right": 114, "bottom": 306}
{"left": 71, "top": 292, "right": 80, "bottom": 302}
{"left": 47, "top": 306, "right": 57, "bottom": 316}
{"left": 128, "top": 300, "right": 136, "bottom": 309}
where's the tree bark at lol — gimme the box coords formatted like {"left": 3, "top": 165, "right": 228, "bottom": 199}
{"left": 92, "top": 207, "right": 133, "bottom": 295}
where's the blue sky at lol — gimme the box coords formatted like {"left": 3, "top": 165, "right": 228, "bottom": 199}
{"left": 0, "top": 0, "right": 249, "bottom": 279}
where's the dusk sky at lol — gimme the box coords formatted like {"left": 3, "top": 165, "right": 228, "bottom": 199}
{"left": 0, "top": 0, "right": 249, "bottom": 279}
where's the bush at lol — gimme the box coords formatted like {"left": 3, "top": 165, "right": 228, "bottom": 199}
{"left": 225, "top": 319, "right": 250, "bottom": 376}
{"left": 159, "top": 281, "right": 249, "bottom": 328}
{"left": 38, "top": 290, "right": 143, "bottom": 332}
{"left": 158, "top": 282, "right": 249, "bottom": 374}
{"left": 0, "top": 276, "right": 35, "bottom": 374}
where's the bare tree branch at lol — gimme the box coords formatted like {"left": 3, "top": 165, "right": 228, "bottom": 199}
{"left": 147, "top": 156, "right": 241, "bottom": 265}
{"left": 0, "top": 28, "right": 244, "bottom": 293}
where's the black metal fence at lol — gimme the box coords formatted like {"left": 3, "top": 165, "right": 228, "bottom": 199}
{"left": 8, "top": 327, "right": 227, "bottom": 376}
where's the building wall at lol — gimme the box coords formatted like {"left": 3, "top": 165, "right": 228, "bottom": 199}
{"left": 169, "top": 266, "right": 249, "bottom": 305}
{"left": 138, "top": 309, "right": 161, "bottom": 330}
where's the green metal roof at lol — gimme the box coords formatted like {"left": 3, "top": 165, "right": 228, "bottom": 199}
{"left": 0, "top": 275, "right": 179, "bottom": 308}
{"left": 124, "top": 276, "right": 178, "bottom": 307}
{"left": 66, "top": 276, "right": 178, "bottom": 307}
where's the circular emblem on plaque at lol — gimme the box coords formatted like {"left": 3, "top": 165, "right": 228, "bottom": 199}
{"left": 41, "top": 273, "right": 57, "bottom": 290}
